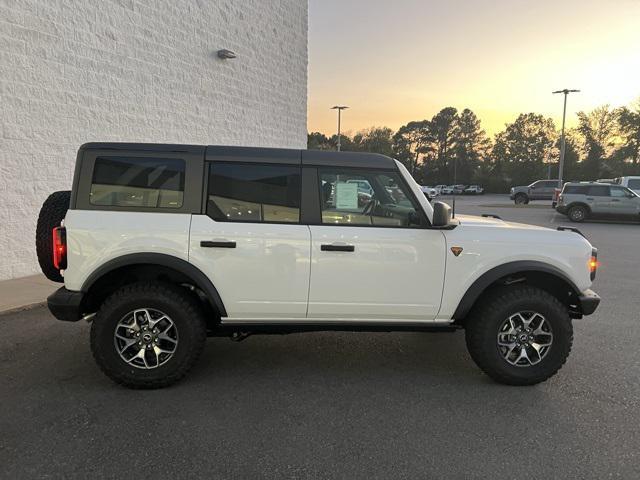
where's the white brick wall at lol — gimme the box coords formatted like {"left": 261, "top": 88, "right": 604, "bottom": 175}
{"left": 0, "top": 0, "right": 308, "bottom": 280}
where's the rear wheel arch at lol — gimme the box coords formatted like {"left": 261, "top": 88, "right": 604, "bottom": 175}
{"left": 453, "top": 261, "right": 581, "bottom": 323}
{"left": 81, "top": 253, "right": 227, "bottom": 321}
{"left": 566, "top": 202, "right": 590, "bottom": 211}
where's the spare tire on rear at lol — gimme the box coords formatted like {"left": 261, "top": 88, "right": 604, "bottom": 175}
{"left": 36, "top": 191, "right": 71, "bottom": 282}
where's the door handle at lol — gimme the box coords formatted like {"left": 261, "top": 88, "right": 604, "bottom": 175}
{"left": 611, "top": 199, "right": 620, "bottom": 202}
{"left": 586, "top": 197, "right": 594, "bottom": 201}
{"left": 321, "top": 243, "right": 355, "bottom": 252}
{"left": 200, "top": 240, "right": 236, "bottom": 248}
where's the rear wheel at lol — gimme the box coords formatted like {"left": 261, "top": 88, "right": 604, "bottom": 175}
{"left": 90, "top": 282, "right": 207, "bottom": 389}
{"left": 514, "top": 193, "right": 529, "bottom": 205}
{"left": 568, "top": 205, "right": 588, "bottom": 222}
{"left": 36, "top": 191, "right": 70, "bottom": 282}
{"left": 465, "top": 286, "right": 573, "bottom": 385}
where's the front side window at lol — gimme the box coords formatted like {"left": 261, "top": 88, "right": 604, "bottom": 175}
{"left": 319, "top": 169, "right": 423, "bottom": 227}
{"left": 610, "top": 186, "right": 633, "bottom": 197}
{"left": 90, "top": 157, "right": 185, "bottom": 208}
{"left": 207, "top": 163, "right": 300, "bottom": 223}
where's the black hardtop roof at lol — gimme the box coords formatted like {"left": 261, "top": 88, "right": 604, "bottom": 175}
{"left": 80, "top": 142, "right": 397, "bottom": 169}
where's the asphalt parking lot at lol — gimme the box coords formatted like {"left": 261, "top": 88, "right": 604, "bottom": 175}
{"left": 1, "top": 194, "right": 639, "bottom": 479}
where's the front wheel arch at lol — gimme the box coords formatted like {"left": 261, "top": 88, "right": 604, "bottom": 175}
{"left": 452, "top": 262, "right": 582, "bottom": 323}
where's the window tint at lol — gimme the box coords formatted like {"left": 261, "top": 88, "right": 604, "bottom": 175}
{"left": 586, "top": 185, "right": 610, "bottom": 196}
{"left": 319, "top": 169, "right": 422, "bottom": 227}
{"left": 90, "top": 157, "right": 185, "bottom": 208}
{"left": 207, "top": 163, "right": 300, "bottom": 223}
{"left": 628, "top": 179, "right": 640, "bottom": 189}
{"left": 610, "top": 186, "right": 631, "bottom": 197}
{"left": 563, "top": 185, "right": 587, "bottom": 194}
{"left": 541, "top": 181, "right": 557, "bottom": 188}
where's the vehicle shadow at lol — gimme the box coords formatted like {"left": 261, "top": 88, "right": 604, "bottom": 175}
{"left": 190, "top": 330, "right": 485, "bottom": 386}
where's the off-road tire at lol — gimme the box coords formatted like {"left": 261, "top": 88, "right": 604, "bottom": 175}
{"left": 465, "top": 285, "right": 573, "bottom": 386}
{"left": 568, "top": 205, "right": 588, "bottom": 223}
{"left": 90, "top": 282, "right": 207, "bottom": 389}
{"left": 36, "top": 190, "right": 71, "bottom": 282}
{"left": 514, "top": 193, "right": 529, "bottom": 205}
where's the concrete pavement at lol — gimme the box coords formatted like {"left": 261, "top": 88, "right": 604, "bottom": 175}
{"left": 0, "top": 274, "right": 58, "bottom": 314}
{"left": 1, "top": 196, "right": 639, "bottom": 478}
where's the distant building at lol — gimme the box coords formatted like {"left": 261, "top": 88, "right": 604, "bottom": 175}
{"left": 0, "top": 0, "right": 308, "bottom": 280}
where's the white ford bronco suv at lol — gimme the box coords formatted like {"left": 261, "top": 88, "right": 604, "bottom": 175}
{"left": 38, "top": 143, "right": 600, "bottom": 388}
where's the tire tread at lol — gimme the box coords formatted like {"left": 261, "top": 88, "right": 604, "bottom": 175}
{"left": 465, "top": 285, "right": 573, "bottom": 386}
{"left": 90, "top": 282, "right": 206, "bottom": 389}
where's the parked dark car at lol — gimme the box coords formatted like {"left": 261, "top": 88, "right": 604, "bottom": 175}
{"left": 510, "top": 180, "right": 559, "bottom": 204}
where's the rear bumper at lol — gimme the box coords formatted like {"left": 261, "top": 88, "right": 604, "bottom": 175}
{"left": 47, "top": 287, "right": 84, "bottom": 322}
{"left": 577, "top": 289, "right": 600, "bottom": 316}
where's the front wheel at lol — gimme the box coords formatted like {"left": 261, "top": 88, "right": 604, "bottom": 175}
{"left": 90, "top": 282, "right": 207, "bottom": 389}
{"left": 464, "top": 286, "right": 573, "bottom": 385}
{"left": 514, "top": 193, "right": 529, "bottom": 205}
{"left": 568, "top": 205, "right": 588, "bottom": 222}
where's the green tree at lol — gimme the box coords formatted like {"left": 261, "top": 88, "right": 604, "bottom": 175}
{"left": 307, "top": 132, "right": 333, "bottom": 150}
{"left": 428, "top": 107, "right": 459, "bottom": 183}
{"left": 352, "top": 127, "right": 394, "bottom": 157}
{"left": 451, "top": 108, "right": 491, "bottom": 183}
{"left": 491, "top": 113, "right": 557, "bottom": 186}
{"left": 576, "top": 105, "right": 618, "bottom": 178}
{"left": 614, "top": 100, "right": 640, "bottom": 169}
{"left": 392, "top": 120, "right": 432, "bottom": 177}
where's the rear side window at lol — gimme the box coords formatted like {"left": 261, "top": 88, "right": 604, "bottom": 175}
{"left": 563, "top": 185, "right": 587, "bottom": 194}
{"left": 90, "top": 157, "right": 185, "bottom": 208}
{"left": 586, "top": 185, "right": 610, "bottom": 196}
{"left": 207, "top": 163, "right": 301, "bottom": 223}
{"left": 628, "top": 179, "right": 640, "bottom": 189}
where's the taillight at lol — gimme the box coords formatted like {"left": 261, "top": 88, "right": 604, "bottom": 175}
{"left": 589, "top": 248, "right": 598, "bottom": 281}
{"left": 52, "top": 226, "right": 67, "bottom": 270}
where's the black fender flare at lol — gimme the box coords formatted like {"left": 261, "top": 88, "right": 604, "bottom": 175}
{"left": 81, "top": 253, "right": 227, "bottom": 317}
{"left": 452, "top": 261, "right": 581, "bottom": 320}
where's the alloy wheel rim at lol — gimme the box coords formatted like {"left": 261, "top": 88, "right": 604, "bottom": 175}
{"left": 497, "top": 311, "right": 553, "bottom": 367}
{"left": 114, "top": 308, "right": 178, "bottom": 369}
{"left": 571, "top": 209, "right": 584, "bottom": 220}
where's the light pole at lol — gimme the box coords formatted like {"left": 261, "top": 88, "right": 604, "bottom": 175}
{"left": 552, "top": 89, "right": 579, "bottom": 187}
{"left": 331, "top": 105, "right": 349, "bottom": 151}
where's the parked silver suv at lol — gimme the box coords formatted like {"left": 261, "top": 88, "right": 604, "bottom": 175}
{"left": 556, "top": 182, "right": 640, "bottom": 222}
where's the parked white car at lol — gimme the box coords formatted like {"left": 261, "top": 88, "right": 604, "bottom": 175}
{"left": 38, "top": 143, "right": 600, "bottom": 388}
{"left": 420, "top": 186, "right": 438, "bottom": 200}
{"left": 440, "top": 185, "right": 454, "bottom": 194}
{"left": 464, "top": 185, "right": 484, "bottom": 195}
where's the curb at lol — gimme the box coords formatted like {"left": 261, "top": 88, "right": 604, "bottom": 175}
{"left": 0, "top": 301, "right": 46, "bottom": 317}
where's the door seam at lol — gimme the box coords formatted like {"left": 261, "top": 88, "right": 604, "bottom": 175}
{"left": 305, "top": 224, "right": 312, "bottom": 318}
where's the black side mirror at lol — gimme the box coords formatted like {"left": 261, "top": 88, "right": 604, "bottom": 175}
{"left": 432, "top": 201, "right": 452, "bottom": 227}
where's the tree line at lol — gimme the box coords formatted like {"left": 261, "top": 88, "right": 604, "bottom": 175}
{"left": 308, "top": 100, "right": 640, "bottom": 192}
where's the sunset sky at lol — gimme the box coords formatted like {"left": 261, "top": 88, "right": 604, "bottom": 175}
{"left": 308, "top": 0, "right": 640, "bottom": 137}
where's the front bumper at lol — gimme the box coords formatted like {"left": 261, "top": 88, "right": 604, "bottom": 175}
{"left": 576, "top": 289, "right": 600, "bottom": 316}
{"left": 47, "top": 287, "right": 84, "bottom": 322}
{"left": 556, "top": 205, "right": 567, "bottom": 214}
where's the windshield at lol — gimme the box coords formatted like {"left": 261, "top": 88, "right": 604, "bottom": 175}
{"left": 628, "top": 179, "right": 640, "bottom": 190}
